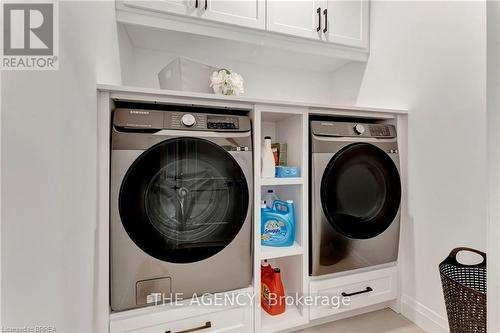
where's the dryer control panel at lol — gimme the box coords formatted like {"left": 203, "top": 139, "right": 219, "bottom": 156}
{"left": 311, "top": 121, "right": 396, "bottom": 138}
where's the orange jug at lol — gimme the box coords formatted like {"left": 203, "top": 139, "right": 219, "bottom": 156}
{"left": 261, "top": 267, "right": 286, "bottom": 315}
{"left": 261, "top": 260, "right": 274, "bottom": 281}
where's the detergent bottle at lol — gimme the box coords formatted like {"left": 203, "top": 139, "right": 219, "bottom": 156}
{"left": 263, "top": 189, "right": 279, "bottom": 208}
{"left": 261, "top": 200, "right": 295, "bottom": 247}
{"left": 261, "top": 260, "right": 274, "bottom": 281}
{"left": 261, "top": 267, "right": 286, "bottom": 316}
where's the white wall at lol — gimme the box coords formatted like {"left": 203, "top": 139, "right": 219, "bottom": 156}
{"left": 487, "top": 2, "right": 500, "bottom": 332}
{"left": 1, "top": 1, "right": 121, "bottom": 332}
{"left": 329, "top": 2, "right": 487, "bottom": 331}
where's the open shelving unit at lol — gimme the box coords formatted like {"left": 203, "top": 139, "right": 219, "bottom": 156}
{"left": 251, "top": 105, "right": 309, "bottom": 332}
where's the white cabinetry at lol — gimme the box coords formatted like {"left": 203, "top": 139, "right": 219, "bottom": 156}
{"left": 121, "top": 0, "right": 265, "bottom": 30}
{"left": 267, "top": 0, "right": 369, "bottom": 48}
{"left": 117, "top": 0, "right": 370, "bottom": 52}
{"left": 204, "top": 0, "right": 265, "bottom": 29}
{"left": 110, "top": 301, "right": 253, "bottom": 333}
{"left": 266, "top": 0, "right": 326, "bottom": 40}
{"left": 121, "top": 0, "right": 195, "bottom": 17}
{"left": 309, "top": 266, "right": 398, "bottom": 320}
{"left": 325, "top": 0, "right": 369, "bottom": 48}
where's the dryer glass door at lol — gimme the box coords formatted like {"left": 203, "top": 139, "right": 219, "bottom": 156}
{"left": 119, "top": 137, "right": 249, "bottom": 263}
{"left": 321, "top": 143, "right": 401, "bottom": 239}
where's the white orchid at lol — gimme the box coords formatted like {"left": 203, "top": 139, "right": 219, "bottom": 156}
{"left": 210, "top": 69, "right": 244, "bottom": 96}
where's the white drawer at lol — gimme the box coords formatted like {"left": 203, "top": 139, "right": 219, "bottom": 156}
{"left": 110, "top": 304, "right": 253, "bottom": 333}
{"left": 309, "top": 266, "right": 398, "bottom": 320}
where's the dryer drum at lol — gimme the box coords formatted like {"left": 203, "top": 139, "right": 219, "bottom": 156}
{"left": 119, "top": 137, "right": 249, "bottom": 264}
{"left": 320, "top": 142, "right": 401, "bottom": 239}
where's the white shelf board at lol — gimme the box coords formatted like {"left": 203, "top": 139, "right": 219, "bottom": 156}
{"left": 261, "top": 177, "right": 304, "bottom": 186}
{"left": 260, "top": 304, "right": 307, "bottom": 333}
{"left": 260, "top": 242, "right": 303, "bottom": 260}
{"left": 97, "top": 85, "right": 409, "bottom": 116}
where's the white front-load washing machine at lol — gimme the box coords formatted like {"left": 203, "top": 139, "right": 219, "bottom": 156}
{"left": 110, "top": 107, "right": 253, "bottom": 311}
{"left": 310, "top": 119, "right": 402, "bottom": 276}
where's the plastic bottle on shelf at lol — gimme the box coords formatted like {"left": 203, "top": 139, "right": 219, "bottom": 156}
{"left": 262, "top": 136, "right": 276, "bottom": 178}
{"left": 261, "top": 260, "right": 274, "bottom": 281}
{"left": 261, "top": 267, "right": 286, "bottom": 316}
{"left": 263, "top": 189, "right": 279, "bottom": 208}
{"left": 261, "top": 200, "right": 296, "bottom": 247}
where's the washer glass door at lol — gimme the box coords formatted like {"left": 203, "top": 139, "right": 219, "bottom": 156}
{"left": 119, "top": 137, "right": 249, "bottom": 263}
{"left": 321, "top": 143, "right": 401, "bottom": 239}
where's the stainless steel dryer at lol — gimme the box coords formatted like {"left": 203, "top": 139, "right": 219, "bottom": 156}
{"left": 310, "top": 120, "right": 401, "bottom": 276}
{"left": 110, "top": 108, "right": 253, "bottom": 311}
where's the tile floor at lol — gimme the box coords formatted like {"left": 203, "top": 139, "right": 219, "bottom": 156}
{"left": 298, "top": 309, "right": 425, "bottom": 333}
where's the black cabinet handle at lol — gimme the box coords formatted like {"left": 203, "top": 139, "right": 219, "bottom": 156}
{"left": 165, "top": 321, "right": 212, "bottom": 333}
{"left": 323, "top": 9, "right": 328, "bottom": 33}
{"left": 195, "top": 0, "right": 198, "bottom": 8}
{"left": 316, "top": 7, "right": 321, "bottom": 32}
{"left": 341, "top": 287, "right": 373, "bottom": 297}
{"left": 204, "top": 0, "right": 207, "bottom": 10}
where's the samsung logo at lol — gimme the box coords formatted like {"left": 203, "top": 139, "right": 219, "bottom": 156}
{"left": 130, "top": 110, "right": 149, "bottom": 115}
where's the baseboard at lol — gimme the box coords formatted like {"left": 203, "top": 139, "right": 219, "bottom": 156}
{"left": 400, "top": 295, "right": 449, "bottom": 332}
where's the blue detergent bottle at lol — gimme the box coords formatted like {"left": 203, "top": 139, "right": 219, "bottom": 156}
{"left": 261, "top": 200, "right": 295, "bottom": 247}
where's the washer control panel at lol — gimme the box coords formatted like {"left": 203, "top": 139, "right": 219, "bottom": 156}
{"left": 207, "top": 115, "right": 239, "bottom": 129}
{"left": 114, "top": 109, "right": 251, "bottom": 132}
{"left": 166, "top": 111, "right": 250, "bottom": 132}
{"left": 368, "top": 125, "right": 392, "bottom": 137}
{"left": 171, "top": 112, "right": 206, "bottom": 129}
{"left": 181, "top": 114, "right": 197, "bottom": 127}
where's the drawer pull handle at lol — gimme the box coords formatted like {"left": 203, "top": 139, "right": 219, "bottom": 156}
{"left": 323, "top": 9, "right": 328, "bottom": 33}
{"left": 341, "top": 287, "right": 373, "bottom": 297}
{"left": 165, "top": 321, "right": 212, "bottom": 333}
{"left": 316, "top": 7, "right": 321, "bottom": 32}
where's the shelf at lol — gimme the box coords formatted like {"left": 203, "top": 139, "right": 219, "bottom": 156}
{"left": 260, "top": 242, "right": 303, "bottom": 260}
{"left": 260, "top": 177, "right": 304, "bottom": 186}
{"left": 260, "top": 304, "right": 307, "bottom": 333}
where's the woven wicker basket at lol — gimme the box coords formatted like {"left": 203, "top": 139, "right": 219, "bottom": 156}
{"left": 439, "top": 247, "right": 486, "bottom": 333}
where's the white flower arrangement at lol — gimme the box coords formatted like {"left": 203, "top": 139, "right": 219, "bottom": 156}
{"left": 210, "top": 68, "right": 244, "bottom": 96}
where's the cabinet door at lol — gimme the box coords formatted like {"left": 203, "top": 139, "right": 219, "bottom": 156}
{"left": 121, "top": 0, "right": 198, "bottom": 17}
{"left": 267, "top": 0, "right": 326, "bottom": 40}
{"left": 202, "top": 0, "right": 265, "bottom": 29}
{"left": 325, "top": 0, "right": 369, "bottom": 48}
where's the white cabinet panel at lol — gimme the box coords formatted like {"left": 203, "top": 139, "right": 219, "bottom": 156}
{"left": 121, "top": 0, "right": 265, "bottom": 30}
{"left": 203, "top": 0, "right": 265, "bottom": 29}
{"left": 267, "top": 0, "right": 326, "bottom": 40}
{"left": 122, "top": 0, "right": 197, "bottom": 17}
{"left": 110, "top": 305, "right": 253, "bottom": 333}
{"left": 309, "top": 266, "right": 397, "bottom": 320}
{"left": 326, "top": 0, "right": 369, "bottom": 48}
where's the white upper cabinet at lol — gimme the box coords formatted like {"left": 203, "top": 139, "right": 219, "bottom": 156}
{"left": 117, "top": 0, "right": 370, "bottom": 56}
{"left": 325, "top": 0, "right": 369, "bottom": 48}
{"left": 266, "top": 0, "right": 326, "bottom": 40}
{"left": 266, "top": 0, "right": 369, "bottom": 49}
{"left": 203, "top": 0, "right": 265, "bottom": 29}
{"left": 122, "top": 0, "right": 265, "bottom": 30}
{"left": 121, "top": 0, "right": 195, "bottom": 17}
